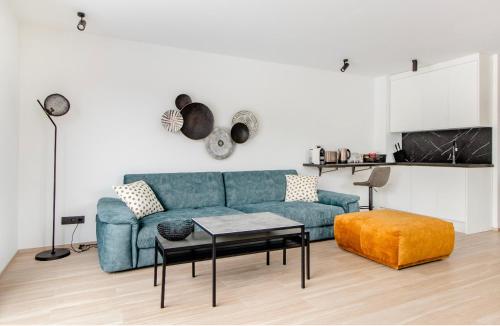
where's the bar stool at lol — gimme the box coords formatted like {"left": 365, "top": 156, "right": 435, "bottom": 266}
{"left": 353, "top": 167, "right": 391, "bottom": 210}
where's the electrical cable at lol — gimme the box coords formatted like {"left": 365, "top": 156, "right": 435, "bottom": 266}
{"left": 70, "top": 223, "right": 98, "bottom": 253}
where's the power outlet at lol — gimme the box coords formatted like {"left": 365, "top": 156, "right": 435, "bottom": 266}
{"left": 61, "top": 216, "right": 85, "bottom": 225}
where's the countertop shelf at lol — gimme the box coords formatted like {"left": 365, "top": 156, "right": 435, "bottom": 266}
{"left": 303, "top": 162, "right": 494, "bottom": 176}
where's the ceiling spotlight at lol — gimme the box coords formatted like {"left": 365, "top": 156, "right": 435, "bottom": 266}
{"left": 340, "top": 59, "right": 350, "bottom": 72}
{"left": 77, "top": 12, "right": 86, "bottom": 31}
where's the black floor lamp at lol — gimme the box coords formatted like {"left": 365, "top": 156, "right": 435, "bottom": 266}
{"left": 35, "top": 94, "right": 71, "bottom": 261}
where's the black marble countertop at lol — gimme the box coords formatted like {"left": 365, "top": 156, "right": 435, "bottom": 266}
{"left": 303, "top": 162, "right": 493, "bottom": 168}
{"left": 394, "top": 162, "right": 493, "bottom": 168}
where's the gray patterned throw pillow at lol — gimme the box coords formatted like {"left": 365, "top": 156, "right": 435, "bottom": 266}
{"left": 113, "top": 180, "right": 164, "bottom": 218}
{"left": 285, "top": 175, "right": 319, "bottom": 202}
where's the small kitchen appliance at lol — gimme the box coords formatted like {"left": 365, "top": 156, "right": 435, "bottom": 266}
{"left": 325, "top": 151, "right": 338, "bottom": 163}
{"left": 338, "top": 148, "right": 351, "bottom": 163}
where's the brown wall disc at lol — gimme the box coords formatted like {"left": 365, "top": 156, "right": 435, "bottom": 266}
{"left": 180, "top": 102, "right": 214, "bottom": 140}
{"left": 175, "top": 94, "right": 192, "bottom": 110}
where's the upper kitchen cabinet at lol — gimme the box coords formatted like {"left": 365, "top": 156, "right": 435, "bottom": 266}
{"left": 390, "top": 54, "right": 493, "bottom": 132}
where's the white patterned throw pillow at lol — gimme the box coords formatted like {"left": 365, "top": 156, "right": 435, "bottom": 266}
{"left": 113, "top": 180, "right": 164, "bottom": 218}
{"left": 285, "top": 175, "right": 319, "bottom": 202}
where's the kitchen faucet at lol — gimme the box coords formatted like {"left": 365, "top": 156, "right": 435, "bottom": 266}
{"left": 452, "top": 140, "right": 458, "bottom": 164}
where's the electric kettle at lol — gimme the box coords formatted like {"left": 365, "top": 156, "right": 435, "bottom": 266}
{"left": 338, "top": 148, "right": 351, "bottom": 163}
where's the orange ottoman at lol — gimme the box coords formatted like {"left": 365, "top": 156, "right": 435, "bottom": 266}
{"left": 334, "top": 209, "right": 455, "bottom": 269}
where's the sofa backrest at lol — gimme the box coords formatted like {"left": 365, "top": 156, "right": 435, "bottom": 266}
{"left": 223, "top": 170, "right": 298, "bottom": 207}
{"left": 124, "top": 172, "right": 225, "bottom": 209}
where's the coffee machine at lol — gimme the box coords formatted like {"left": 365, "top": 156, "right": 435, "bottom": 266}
{"left": 310, "top": 146, "right": 325, "bottom": 165}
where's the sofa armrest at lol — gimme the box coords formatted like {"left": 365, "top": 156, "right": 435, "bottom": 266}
{"left": 97, "top": 197, "right": 138, "bottom": 225}
{"left": 96, "top": 197, "right": 139, "bottom": 272}
{"left": 317, "top": 190, "right": 360, "bottom": 213}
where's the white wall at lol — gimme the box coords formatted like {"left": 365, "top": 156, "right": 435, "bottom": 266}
{"left": 493, "top": 54, "right": 500, "bottom": 229}
{"left": 0, "top": 0, "right": 19, "bottom": 272}
{"left": 18, "top": 25, "right": 375, "bottom": 249}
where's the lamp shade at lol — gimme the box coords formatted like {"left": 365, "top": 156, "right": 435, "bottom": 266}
{"left": 44, "top": 94, "right": 70, "bottom": 116}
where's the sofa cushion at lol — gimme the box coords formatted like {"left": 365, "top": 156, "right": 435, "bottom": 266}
{"left": 113, "top": 180, "right": 164, "bottom": 218}
{"left": 124, "top": 172, "right": 225, "bottom": 210}
{"left": 223, "top": 170, "right": 297, "bottom": 207}
{"left": 285, "top": 175, "right": 319, "bottom": 202}
{"left": 233, "top": 201, "right": 344, "bottom": 228}
{"left": 137, "top": 206, "right": 242, "bottom": 248}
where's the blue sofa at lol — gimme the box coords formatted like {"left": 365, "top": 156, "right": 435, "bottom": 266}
{"left": 96, "top": 170, "right": 360, "bottom": 272}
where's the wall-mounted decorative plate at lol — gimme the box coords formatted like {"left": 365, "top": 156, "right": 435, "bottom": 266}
{"left": 232, "top": 110, "right": 258, "bottom": 137}
{"left": 175, "top": 94, "right": 192, "bottom": 110}
{"left": 180, "top": 102, "right": 214, "bottom": 140}
{"left": 161, "top": 110, "right": 184, "bottom": 132}
{"left": 231, "top": 122, "right": 250, "bottom": 144}
{"left": 206, "top": 127, "right": 234, "bottom": 160}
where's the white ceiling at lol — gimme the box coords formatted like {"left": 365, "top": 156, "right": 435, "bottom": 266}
{"left": 10, "top": 0, "right": 500, "bottom": 76}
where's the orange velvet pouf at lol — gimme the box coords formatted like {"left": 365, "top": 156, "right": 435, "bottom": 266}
{"left": 334, "top": 209, "right": 455, "bottom": 269}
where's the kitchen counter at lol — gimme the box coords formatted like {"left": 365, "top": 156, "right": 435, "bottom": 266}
{"left": 394, "top": 162, "right": 493, "bottom": 168}
{"left": 303, "top": 162, "right": 493, "bottom": 175}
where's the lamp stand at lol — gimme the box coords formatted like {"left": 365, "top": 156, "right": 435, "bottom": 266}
{"left": 35, "top": 100, "right": 70, "bottom": 261}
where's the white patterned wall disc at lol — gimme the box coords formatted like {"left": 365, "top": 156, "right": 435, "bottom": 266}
{"left": 205, "top": 127, "right": 235, "bottom": 160}
{"left": 161, "top": 109, "right": 184, "bottom": 132}
{"left": 232, "top": 110, "right": 258, "bottom": 138}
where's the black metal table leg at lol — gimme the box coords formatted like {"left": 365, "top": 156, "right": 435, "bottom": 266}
{"left": 301, "top": 226, "right": 305, "bottom": 289}
{"left": 266, "top": 239, "right": 270, "bottom": 265}
{"left": 306, "top": 233, "right": 310, "bottom": 280}
{"left": 161, "top": 251, "right": 166, "bottom": 308}
{"left": 154, "top": 238, "right": 158, "bottom": 286}
{"left": 191, "top": 249, "right": 196, "bottom": 278}
{"left": 283, "top": 242, "right": 287, "bottom": 265}
{"left": 212, "top": 235, "right": 217, "bottom": 307}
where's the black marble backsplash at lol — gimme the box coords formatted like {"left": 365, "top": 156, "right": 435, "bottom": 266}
{"left": 402, "top": 128, "right": 492, "bottom": 164}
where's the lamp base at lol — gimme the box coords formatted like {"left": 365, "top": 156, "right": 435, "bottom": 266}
{"left": 35, "top": 248, "right": 71, "bottom": 261}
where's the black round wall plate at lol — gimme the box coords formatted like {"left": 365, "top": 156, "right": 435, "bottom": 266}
{"left": 231, "top": 122, "right": 250, "bottom": 144}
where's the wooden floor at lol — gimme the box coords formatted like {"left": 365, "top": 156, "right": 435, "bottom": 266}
{"left": 1, "top": 232, "right": 500, "bottom": 324}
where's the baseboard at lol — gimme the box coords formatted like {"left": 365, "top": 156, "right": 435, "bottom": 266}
{"left": 17, "top": 242, "right": 97, "bottom": 254}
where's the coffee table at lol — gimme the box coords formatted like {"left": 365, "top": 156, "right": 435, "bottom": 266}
{"left": 154, "top": 212, "right": 310, "bottom": 308}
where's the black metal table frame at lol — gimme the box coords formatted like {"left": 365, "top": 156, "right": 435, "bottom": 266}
{"left": 154, "top": 228, "right": 310, "bottom": 308}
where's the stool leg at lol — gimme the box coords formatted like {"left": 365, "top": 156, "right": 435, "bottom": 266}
{"left": 368, "top": 186, "right": 373, "bottom": 211}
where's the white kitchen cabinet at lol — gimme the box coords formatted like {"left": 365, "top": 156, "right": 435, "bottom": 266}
{"left": 390, "top": 75, "right": 423, "bottom": 131}
{"left": 378, "top": 166, "right": 411, "bottom": 211}
{"left": 411, "top": 167, "right": 468, "bottom": 224}
{"left": 448, "top": 61, "right": 478, "bottom": 128}
{"left": 378, "top": 166, "right": 492, "bottom": 234}
{"left": 390, "top": 54, "right": 492, "bottom": 132}
{"left": 420, "top": 69, "right": 450, "bottom": 130}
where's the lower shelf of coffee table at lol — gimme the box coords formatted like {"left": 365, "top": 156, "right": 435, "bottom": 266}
{"left": 157, "top": 236, "right": 306, "bottom": 266}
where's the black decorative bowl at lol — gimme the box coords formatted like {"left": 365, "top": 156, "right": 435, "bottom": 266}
{"left": 157, "top": 220, "right": 194, "bottom": 241}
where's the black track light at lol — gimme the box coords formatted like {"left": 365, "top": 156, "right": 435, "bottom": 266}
{"left": 340, "top": 59, "right": 350, "bottom": 72}
{"left": 77, "top": 12, "right": 86, "bottom": 31}
{"left": 412, "top": 59, "right": 418, "bottom": 72}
